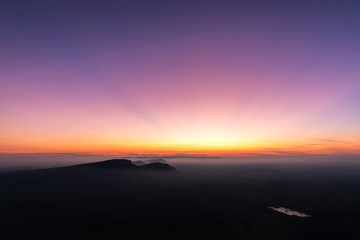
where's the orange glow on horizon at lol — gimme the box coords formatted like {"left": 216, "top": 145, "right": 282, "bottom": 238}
{"left": 1, "top": 0, "right": 360, "bottom": 160}
{"left": 2, "top": 136, "right": 360, "bottom": 157}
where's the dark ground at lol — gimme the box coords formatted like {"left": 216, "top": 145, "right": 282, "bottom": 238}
{"left": 1, "top": 161, "right": 360, "bottom": 240}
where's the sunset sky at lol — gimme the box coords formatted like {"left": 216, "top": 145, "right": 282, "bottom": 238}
{"left": 1, "top": 0, "right": 360, "bottom": 157}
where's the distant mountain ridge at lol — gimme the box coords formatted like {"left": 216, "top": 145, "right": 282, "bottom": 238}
{"left": 133, "top": 159, "right": 168, "bottom": 166}
{"left": 139, "top": 162, "right": 175, "bottom": 171}
{"left": 71, "top": 159, "right": 137, "bottom": 169}
{"left": 69, "top": 159, "right": 176, "bottom": 171}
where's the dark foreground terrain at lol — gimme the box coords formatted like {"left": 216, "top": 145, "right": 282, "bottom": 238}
{"left": 1, "top": 159, "right": 360, "bottom": 240}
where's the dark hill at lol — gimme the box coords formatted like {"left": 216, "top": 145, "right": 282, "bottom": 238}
{"left": 140, "top": 162, "right": 176, "bottom": 171}
{"left": 147, "top": 159, "right": 168, "bottom": 164}
{"left": 68, "top": 159, "right": 177, "bottom": 172}
{"left": 133, "top": 160, "right": 146, "bottom": 166}
{"left": 70, "top": 159, "right": 137, "bottom": 169}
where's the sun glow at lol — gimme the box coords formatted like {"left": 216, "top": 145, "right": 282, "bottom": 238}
{"left": 1, "top": 0, "right": 360, "bottom": 157}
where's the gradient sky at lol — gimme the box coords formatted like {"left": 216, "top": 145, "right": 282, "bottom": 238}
{"left": 1, "top": 0, "right": 360, "bottom": 157}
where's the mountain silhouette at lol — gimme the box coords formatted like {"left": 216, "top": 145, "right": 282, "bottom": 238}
{"left": 147, "top": 159, "right": 168, "bottom": 164}
{"left": 68, "top": 159, "right": 176, "bottom": 172}
{"left": 70, "top": 159, "right": 137, "bottom": 169}
{"left": 139, "top": 162, "right": 176, "bottom": 171}
{"left": 133, "top": 160, "right": 146, "bottom": 166}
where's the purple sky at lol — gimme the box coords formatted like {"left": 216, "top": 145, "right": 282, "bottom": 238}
{"left": 1, "top": 0, "right": 360, "bottom": 159}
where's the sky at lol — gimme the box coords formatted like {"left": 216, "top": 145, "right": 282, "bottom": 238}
{"left": 1, "top": 0, "right": 360, "bottom": 158}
